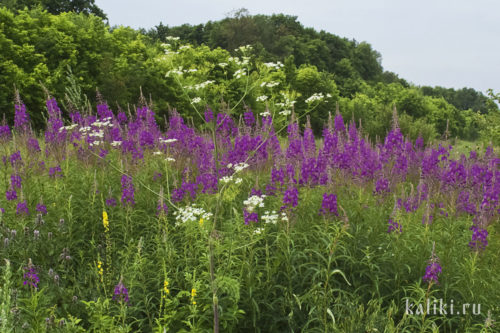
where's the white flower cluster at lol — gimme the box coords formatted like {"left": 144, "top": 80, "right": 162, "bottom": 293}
{"left": 260, "top": 81, "right": 280, "bottom": 88}
{"left": 165, "top": 157, "right": 176, "bottom": 162}
{"left": 174, "top": 204, "right": 213, "bottom": 226}
{"left": 260, "top": 111, "right": 271, "bottom": 117}
{"left": 227, "top": 162, "right": 249, "bottom": 173}
{"left": 166, "top": 67, "right": 184, "bottom": 77}
{"left": 263, "top": 61, "right": 284, "bottom": 70}
{"left": 253, "top": 227, "right": 264, "bottom": 235}
{"left": 111, "top": 141, "right": 122, "bottom": 147}
{"left": 92, "top": 117, "right": 113, "bottom": 128}
{"left": 89, "top": 129, "right": 104, "bottom": 138}
{"left": 179, "top": 45, "right": 191, "bottom": 50}
{"left": 165, "top": 36, "right": 180, "bottom": 41}
{"left": 305, "top": 93, "right": 326, "bottom": 104}
{"left": 229, "top": 56, "right": 250, "bottom": 67}
{"left": 159, "top": 138, "right": 178, "bottom": 144}
{"left": 218, "top": 62, "right": 228, "bottom": 68}
{"left": 185, "top": 80, "right": 215, "bottom": 91}
{"left": 79, "top": 126, "right": 91, "bottom": 133}
{"left": 256, "top": 95, "right": 268, "bottom": 102}
{"left": 153, "top": 151, "right": 162, "bottom": 155}
{"left": 279, "top": 110, "right": 292, "bottom": 116}
{"left": 191, "top": 97, "right": 202, "bottom": 104}
{"left": 243, "top": 195, "right": 266, "bottom": 212}
{"left": 233, "top": 68, "right": 247, "bottom": 79}
{"left": 261, "top": 211, "right": 288, "bottom": 224}
{"left": 220, "top": 176, "right": 243, "bottom": 184}
{"left": 235, "top": 45, "right": 253, "bottom": 53}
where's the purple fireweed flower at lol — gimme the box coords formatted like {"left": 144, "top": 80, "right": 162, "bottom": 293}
{"left": 113, "top": 281, "right": 129, "bottom": 304}
{"left": 374, "top": 177, "right": 390, "bottom": 195}
{"left": 423, "top": 262, "right": 442, "bottom": 285}
{"left": 334, "top": 112, "right": 345, "bottom": 133}
{"left": 0, "top": 125, "right": 11, "bottom": 140}
{"left": 250, "top": 188, "right": 263, "bottom": 197}
{"left": 10, "top": 151, "right": 22, "bottom": 167}
{"left": 27, "top": 137, "right": 41, "bottom": 153}
{"left": 171, "top": 188, "right": 185, "bottom": 203}
{"left": 319, "top": 193, "right": 338, "bottom": 216}
{"left": 243, "top": 111, "right": 255, "bottom": 127}
{"left": 106, "top": 198, "right": 117, "bottom": 207}
{"left": 243, "top": 209, "right": 259, "bottom": 225}
{"left": 14, "top": 103, "right": 30, "bottom": 132}
{"left": 282, "top": 187, "right": 299, "bottom": 209}
{"left": 98, "top": 149, "right": 108, "bottom": 159}
{"left": 423, "top": 245, "right": 441, "bottom": 285}
{"left": 6, "top": 190, "right": 17, "bottom": 201}
{"left": 17, "top": 200, "right": 29, "bottom": 215}
{"left": 11, "top": 174, "right": 22, "bottom": 189}
{"left": 117, "top": 112, "right": 128, "bottom": 124}
{"left": 387, "top": 218, "right": 402, "bottom": 233}
{"left": 23, "top": 265, "right": 39, "bottom": 289}
{"left": 49, "top": 166, "right": 62, "bottom": 178}
{"left": 36, "top": 203, "right": 47, "bottom": 215}
{"left": 469, "top": 225, "right": 488, "bottom": 251}
{"left": 120, "top": 175, "right": 135, "bottom": 206}
{"left": 204, "top": 108, "right": 214, "bottom": 123}
{"left": 70, "top": 111, "right": 82, "bottom": 124}
{"left": 157, "top": 203, "right": 168, "bottom": 216}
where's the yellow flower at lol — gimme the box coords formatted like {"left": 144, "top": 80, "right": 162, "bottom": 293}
{"left": 199, "top": 218, "right": 204, "bottom": 226}
{"left": 191, "top": 288, "right": 197, "bottom": 305}
{"left": 97, "top": 260, "right": 104, "bottom": 282}
{"left": 102, "top": 211, "right": 109, "bottom": 232}
{"left": 163, "top": 280, "right": 170, "bottom": 295}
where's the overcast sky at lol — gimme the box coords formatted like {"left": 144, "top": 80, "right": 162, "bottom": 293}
{"left": 95, "top": 0, "right": 499, "bottom": 94}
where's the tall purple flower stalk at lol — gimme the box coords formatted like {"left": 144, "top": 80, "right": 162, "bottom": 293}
{"left": 23, "top": 264, "right": 39, "bottom": 289}
{"left": 14, "top": 103, "right": 30, "bottom": 132}
{"left": 113, "top": 280, "right": 130, "bottom": 304}
{"left": 121, "top": 175, "right": 135, "bottom": 206}
{"left": 423, "top": 244, "right": 441, "bottom": 285}
{"left": 319, "top": 193, "right": 338, "bottom": 216}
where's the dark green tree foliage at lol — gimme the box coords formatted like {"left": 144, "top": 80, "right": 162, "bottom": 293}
{"left": 147, "top": 11, "right": 384, "bottom": 94}
{"left": 0, "top": 7, "right": 170, "bottom": 126}
{"left": 1, "top": 0, "right": 107, "bottom": 19}
{"left": 420, "top": 86, "right": 497, "bottom": 114}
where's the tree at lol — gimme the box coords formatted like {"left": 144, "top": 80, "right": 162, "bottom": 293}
{"left": 1, "top": 0, "right": 107, "bottom": 19}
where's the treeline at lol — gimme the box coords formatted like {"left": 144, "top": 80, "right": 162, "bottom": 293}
{"left": 0, "top": 5, "right": 499, "bottom": 144}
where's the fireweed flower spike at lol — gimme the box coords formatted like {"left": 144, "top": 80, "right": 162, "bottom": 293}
{"left": 120, "top": 175, "right": 135, "bottom": 206}
{"left": 423, "top": 243, "right": 442, "bottom": 285}
{"left": 23, "top": 259, "right": 39, "bottom": 289}
{"left": 113, "top": 278, "right": 129, "bottom": 304}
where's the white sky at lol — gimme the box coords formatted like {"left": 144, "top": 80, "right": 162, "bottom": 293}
{"left": 95, "top": 0, "right": 500, "bottom": 94}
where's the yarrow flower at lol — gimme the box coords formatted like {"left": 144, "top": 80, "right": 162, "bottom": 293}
{"left": 173, "top": 204, "right": 213, "bottom": 226}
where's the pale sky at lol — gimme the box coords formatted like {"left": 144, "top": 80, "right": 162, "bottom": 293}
{"left": 95, "top": 0, "right": 500, "bottom": 94}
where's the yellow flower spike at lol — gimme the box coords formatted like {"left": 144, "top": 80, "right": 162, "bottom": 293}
{"left": 102, "top": 211, "right": 109, "bottom": 232}
{"left": 163, "top": 280, "right": 170, "bottom": 295}
{"left": 191, "top": 288, "right": 197, "bottom": 304}
{"left": 199, "top": 218, "right": 204, "bottom": 226}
